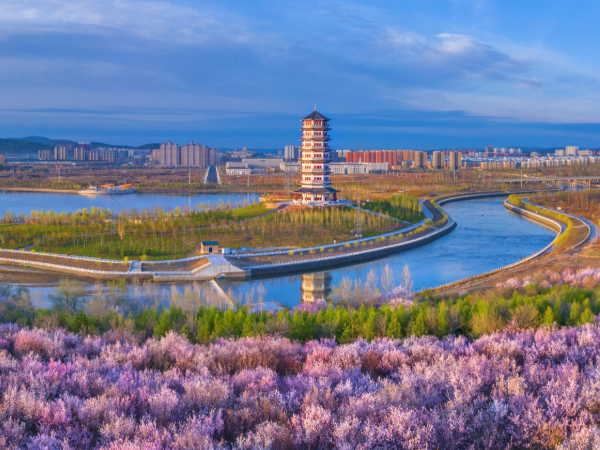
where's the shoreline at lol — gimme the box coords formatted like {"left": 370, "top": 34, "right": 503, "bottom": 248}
{"left": 0, "top": 187, "right": 78, "bottom": 194}
{"left": 0, "top": 188, "right": 565, "bottom": 285}
{"left": 431, "top": 196, "right": 595, "bottom": 296}
{"left": 0, "top": 186, "right": 268, "bottom": 196}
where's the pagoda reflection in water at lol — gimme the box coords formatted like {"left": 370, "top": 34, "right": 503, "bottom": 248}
{"left": 300, "top": 271, "right": 332, "bottom": 302}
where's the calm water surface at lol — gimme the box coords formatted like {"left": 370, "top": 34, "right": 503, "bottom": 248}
{"left": 4, "top": 196, "right": 556, "bottom": 308}
{"left": 0, "top": 191, "right": 259, "bottom": 216}
{"left": 219, "top": 197, "right": 556, "bottom": 307}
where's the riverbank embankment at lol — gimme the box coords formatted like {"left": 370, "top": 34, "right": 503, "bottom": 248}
{"left": 0, "top": 198, "right": 450, "bottom": 281}
{"left": 431, "top": 196, "right": 595, "bottom": 296}
{"left": 0, "top": 187, "right": 78, "bottom": 194}
{"left": 0, "top": 189, "right": 565, "bottom": 282}
{"left": 230, "top": 199, "right": 452, "bottom": 277}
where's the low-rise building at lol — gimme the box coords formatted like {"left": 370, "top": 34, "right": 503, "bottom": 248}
{"left": 226, "top": 162, "right": 251, "bottom": 175}
{"left": 242, "top": 158, "right": 284, "bottom": 169}
{"left": 366, "top": 162, "right": 389, "bottom": 172}
{"left": 200, "top": 241, "right": 219, "bottom": 254}
{"left": 330, "top": 163, "right": 368, "bottom": 175}
{"left": 280, "top": 162, "right": 301, "bottom": 173}
{"left": 327, "top": 162, "right": 389, "bottom": 174}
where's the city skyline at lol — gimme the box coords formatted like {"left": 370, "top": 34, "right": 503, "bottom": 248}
{"left": 3, "top": 1, "right": 600, "bottom": 148}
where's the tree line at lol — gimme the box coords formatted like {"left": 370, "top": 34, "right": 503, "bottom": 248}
{"left": 1, "top": 280, "right": 597, "bottom": 343}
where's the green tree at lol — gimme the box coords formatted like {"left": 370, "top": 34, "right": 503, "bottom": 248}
{"left": 386, "top": 314, "right": 402, "bottom": 338}
{"left": 435, "top": 302, "right": 450, "bottom": 337}
{"left": 569, "top": 301, "right": 583, "bottom": 325}
{"left": 579, "top": 307, "right": 595, "bottom": 325}
{"left": 410, "top": 308, "right": 427, "bottom": 337}
{"left": 48, "top": 279, "right": 87, "bottom": 314}
{"left": 541, "top": 306, "right": 555, "bottom": 326}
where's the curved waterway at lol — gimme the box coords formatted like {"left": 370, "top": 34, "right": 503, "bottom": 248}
{"left": 1, "top": 196, "right": 556, "bottom": 308}
{"left": 219, "top": 197, "right": 556, "bottom": 307}
{"left": 0, "top": 191, "right": 259, "bottom": 216}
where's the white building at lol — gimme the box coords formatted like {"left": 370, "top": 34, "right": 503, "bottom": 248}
{"left": 330, "top": 163, "right": 368, "bottom": 174}
{"left": 280, "top": 162, "right": 301, "bottom": 173}
{"left": 366, "top": 162, "right": 389, "bottom": 172}
{"left": 225, "top": 162, "right": 251, "bottom": 175}
{"left": 241, "top": 158, "right": 284, "bottom": 169}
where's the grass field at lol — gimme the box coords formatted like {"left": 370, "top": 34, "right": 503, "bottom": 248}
{"left": 0, "top": 202, "right": 414, "bottom": 260}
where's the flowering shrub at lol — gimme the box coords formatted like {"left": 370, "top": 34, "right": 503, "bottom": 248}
{"left": 3, "top": 324, "right": 600, "bottom": 448}
{"left": 496, "top": 267, "right": 600, "bottom": 289}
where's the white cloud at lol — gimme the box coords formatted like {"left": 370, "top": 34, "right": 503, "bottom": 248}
{"left": 0, "top": 0, "right": 258, "bottom": 45}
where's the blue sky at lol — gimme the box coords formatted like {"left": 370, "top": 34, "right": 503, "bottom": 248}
{"left": 2, "top": 0, "right": 600, "bottom": 149}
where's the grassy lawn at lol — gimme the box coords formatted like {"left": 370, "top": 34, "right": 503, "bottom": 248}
{"left": 0, "top": 203, "right": 413, "bottom": 260}
{"left": 508, "top": 194, "right": 589, "bottom": 250}
{"left": 363, "top": 193, "right": 424, "bottom": 223}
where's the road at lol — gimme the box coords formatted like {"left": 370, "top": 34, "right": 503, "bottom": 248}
{"left": 205, "top": 165, "right": 220, "bottom": 184}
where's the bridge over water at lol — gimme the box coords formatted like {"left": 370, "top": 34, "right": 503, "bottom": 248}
{"left": 493, "top": 176, "right": 600, "bottom": 188}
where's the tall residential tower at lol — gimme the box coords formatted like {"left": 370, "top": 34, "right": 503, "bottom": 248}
{"left": 294, "top": 110, "right": 338, "bottom": 205}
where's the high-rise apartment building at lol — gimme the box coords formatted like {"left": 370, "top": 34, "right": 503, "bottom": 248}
{"left": 53, "top": 146, "right": 67, "bottom": 160}
{"left": 74, "top": 147, "right": 86, "bottom": 161}
{"left": 449, "top": 151, "right": 462, "bottom": 170}
{"left": 180, "top": 142, "right": 199, "bottom": 166}
{"left": 432, "top": 151, "right": 442, "bottom": 169}
{"left": 159, "top": 142, "right": 217, "bottom": 167}
{"left": 284, "top": 145, "right": 300, "bottom": 161}
{"left": 87, "top": 151, "right": 100, "bottom": 161}
{"left": 413, "top": 151, "right": 427, "bottom": 169}
{"left": 566, "top": 146, "right": 579, "bottom": 156}
{"left": 78, "top": 142, "right": 91, "bottom": 151}
{"left": 38, "top": 150, "right": 52, "bottom": 160}
{"left": 159, "top": 141, "right": 180, "bottom": 166}
{"left": 100, "top": 150, "right": 116, "bottom": 163}
{"left": 345, "top": 150, "right": 397, "bottom": 167}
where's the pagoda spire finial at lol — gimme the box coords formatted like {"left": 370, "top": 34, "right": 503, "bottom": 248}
{"left": 314, "top": 103, "right": 316, "bottom": 111}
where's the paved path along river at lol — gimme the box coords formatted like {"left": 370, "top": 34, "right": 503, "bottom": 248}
{"left": 0, "top": 196, "right": 557, "bottom": 308}
{"left": 219, "top": 196, "right": 557, "bottom": 307}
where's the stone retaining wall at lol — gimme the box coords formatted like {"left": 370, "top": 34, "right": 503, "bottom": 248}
{"left": 427, "top": 201, "right": 564, "bottom": 293}
{"left": 247, "top": 219, "right": 457, "bottom": 277}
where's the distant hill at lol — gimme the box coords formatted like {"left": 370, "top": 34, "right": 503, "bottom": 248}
{"left": 136, "top": 143, "right": 161, "bottom": 150}
{"left": 0, "top": 138, "right": 50, "bottom": 156}
{"left": 0, "top": 137, "right": 162, "bottom": 155}
{"left": 13, "top": 136, "right": 53, "bottom": 145}
{"left": 52, "top": 139, "right": 78, "bottom": 146}
{"left": 90, "top": 141, "right": 132, "bottom": 149}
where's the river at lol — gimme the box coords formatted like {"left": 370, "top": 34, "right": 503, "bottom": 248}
{"left": 218, "top": 197, "right": 556, "bottom": 307}
{"left": 3, "top": 196, "right": 556, "bottom": 309}
{"left": 0, "top": 191, "right": 260, "bottom": 216}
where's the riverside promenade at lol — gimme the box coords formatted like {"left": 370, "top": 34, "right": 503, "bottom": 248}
{"left": 228, "top": 189, "right": 559, "bottom": 277}
{"left": 0, "top": 189, "right": 559, "bottom": 281}
{"left": 428, "top": 194, "right": 595, "bottom": 296}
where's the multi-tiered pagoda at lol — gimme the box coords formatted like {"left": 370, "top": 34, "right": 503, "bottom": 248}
{"left": 294, "top": 109, "right": 338, "bottom": 205}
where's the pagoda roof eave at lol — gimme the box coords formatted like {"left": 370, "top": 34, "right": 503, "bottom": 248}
{"left": 301, "top": 111, "right": 331, "bottom": 121}
{"left": 293, "top": 186, "right": 339, "bottom": 194}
